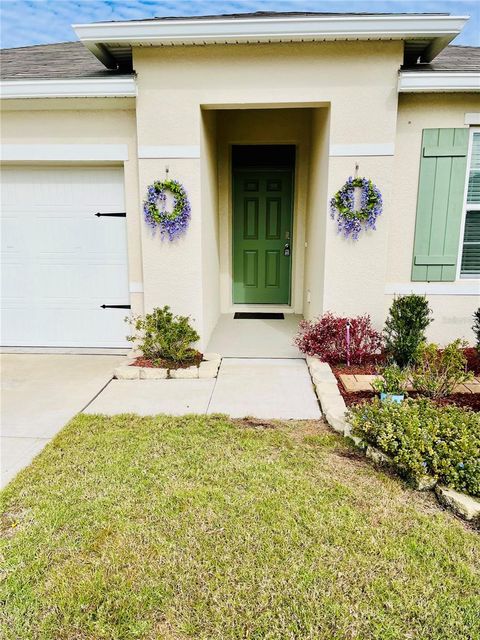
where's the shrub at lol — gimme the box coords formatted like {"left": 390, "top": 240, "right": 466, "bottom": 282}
{"left": 384, "top": 294, "right": 432, "bottom": 367}
{"left": 372, "top": 364, "right": 409, "bottom": 395}
{"left": 127, "top": 306, "right": 199, "bottom": 363}
{"left": 410, "top": 340, "right": 473, "bottom": 399}
{"left": 294, "top": 312, "right": 383, "bottom": 365}
{"left": 473, "top": 308, "right": 480, "bottom": 354}
{"left": 348, "top": 398, "right": 480, "bottom": 496}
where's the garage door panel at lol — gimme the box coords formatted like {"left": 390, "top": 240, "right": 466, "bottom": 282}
{"left": 1, "top": 262, "right": 33, "bottom": 300}
{"left": 2, "top": 308, "right": 128, "bottom": 347}
{"left": 32, "top": 263, "right": 128, "bottom": 300}
{"left": 1, "top": 218, "right": 22, "bottom": 256}
{"left": 1, "top": 166, "right": 130, "bottom": 347}
{"left": 34, "top": 218, "right": 80, "bottom": 253}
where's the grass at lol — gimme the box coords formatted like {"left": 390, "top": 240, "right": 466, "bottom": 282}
{"left": 1, "top": 414, "right": 479, "bottom": 640}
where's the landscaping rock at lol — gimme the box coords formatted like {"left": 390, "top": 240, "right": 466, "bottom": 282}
{"left": 114, "top": 366, "right": 140, "bottom": 380}
{"left": 203, "top": 353, "right": 221, "bottom": 363}
{"left": 325, "top": 408, "right": 347, "bottom": 434}
{"left": 170, "top": 366, "right": 199, "bottom": 379}
{"left": 366, "top": 445, "right": 393, "bottom": 466}
{"left": 314, "top": 381, "right": 339, "bottom": 396}
{"left": 140, "top": 367, "right": 168, "bottom": 379}
{"left": 435, "top": 486, "right": 480, "bottom": 522}
{"left": 199, "top": 361, "right": 220, "bottom": 379}
{"left": 312, "top": 370, "right": 337, "bottom": 385}
{"left": 309, "top": 361, "right": 333, "bottom": 374}
{"left": 411, "top": 475, "right": 437, "bottom": 491}
{"left": 319, "top": 394, "right": 346, "bottom": 414}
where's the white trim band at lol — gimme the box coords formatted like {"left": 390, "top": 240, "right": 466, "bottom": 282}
{"left": 399, "top": 71, "right": 480, "bottom": 93}
{"left": 385, "top": 282, "right": 480, "bottom": 296}
{"left": 1, "top": 144, "right": 129, "bottom": 162}
{"left": 138, "top": 145, "right": 201, "bottom": 159}
{"left": 465, "top": 113, "right": 480, "bottom": 125}
{"left": 0, "top": 77, "right": 137, "bottom": 99}
{"left": 329, "top": 143, "right": 395, "bottom": 157}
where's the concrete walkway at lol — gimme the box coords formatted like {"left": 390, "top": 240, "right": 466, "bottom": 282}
{"left": 2, "top": 355, "right": 320, "bottom": 487}
{"left": 207, "top": 358, "right": 320, "bottom": 419}
{"left": 85, "top": 358, "right": 321, "bottom": 420}
{"left": 1, "top": 353, "right": 122, "bottom": 487}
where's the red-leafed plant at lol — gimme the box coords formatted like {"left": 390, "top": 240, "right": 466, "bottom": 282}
{"left": 294, "top": 312, "right": 383, "bottom": 365}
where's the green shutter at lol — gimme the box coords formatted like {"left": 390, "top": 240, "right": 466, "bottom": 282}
{"left": 412, "top": 128, "right": 469, "bottom": 282}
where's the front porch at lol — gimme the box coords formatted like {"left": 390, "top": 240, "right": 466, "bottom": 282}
{"left": 199, "top": 105, "right": 330, "bottom": 350}
{"left": 206, "top": 313, "right": 303, "bottom": 358}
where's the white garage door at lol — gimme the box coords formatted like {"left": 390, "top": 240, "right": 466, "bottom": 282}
{"left": 1, "top": 166, "right": 130, "bottom": 347}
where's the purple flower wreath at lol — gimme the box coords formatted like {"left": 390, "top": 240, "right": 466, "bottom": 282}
{"left": 143, "top": 179, "right": 191, "bottom": 241}
{"left": 330, "top": 176, "right": 383, "bottom": 240}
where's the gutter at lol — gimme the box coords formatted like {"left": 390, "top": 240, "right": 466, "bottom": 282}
{"left": 0, "top": 76, "right": 137, "bottom": 99}
{"left": 399, "top": 71, "right": 480, "bottom": 92}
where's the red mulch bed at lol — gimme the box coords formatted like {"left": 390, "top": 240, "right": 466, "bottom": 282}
{"left": 331, "top": 363, "right": 380, "bottom": 377}
{"left": 131, "top": 351, "right": 203, "bottom": 370}
{"left": 331, "top": 363, "right": 480, "bottom": 412}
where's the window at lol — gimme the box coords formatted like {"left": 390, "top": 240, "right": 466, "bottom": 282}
{"left": 460, "top": 130, "right": 480, "bottom": 277}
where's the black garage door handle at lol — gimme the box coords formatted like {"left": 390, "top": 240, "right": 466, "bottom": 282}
{"left": 95, "top": 212, "right": 126, "bottom": 217}
{"left": 101, "top": 304, "right": 131, "bottom": 309}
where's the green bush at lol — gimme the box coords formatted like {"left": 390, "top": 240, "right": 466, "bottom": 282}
{"left": 384, "top": 294, "right": 432, "bottom": 367}
{"left": 372, "top": 364, "right": 409, "bottom": 395}
{"left": 473, "top": 308, "right": 480, "bottom": 354}
{"left": 348, "top": 398, "right": 480, "bottom": 496}
{"left": 410, "top": 340, "right": 473, "bottom": 399}
{"left": 127, "top": 305, "right": 200, "bottom": 363}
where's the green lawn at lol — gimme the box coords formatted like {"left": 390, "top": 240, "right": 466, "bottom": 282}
{"left": 1, "top": 414, "right": 479, "bottom": 640}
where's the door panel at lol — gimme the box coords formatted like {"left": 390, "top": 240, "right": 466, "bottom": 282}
{"left": 233, "top": 170, "right": 293, "bottom": 304}
{"left": 0, "top": 166, "right": 129, "bottom": 347}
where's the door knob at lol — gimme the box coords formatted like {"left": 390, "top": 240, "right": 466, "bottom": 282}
{"left": 284, "top": 243, "right": 290, "bottom": 257}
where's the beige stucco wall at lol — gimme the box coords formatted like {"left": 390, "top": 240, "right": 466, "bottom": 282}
{"left": 388, "top": 93, "right": 480, "bottom": 343}
{"left": 133, "top": 40, "right": 404, "bottom": 344}
{"left": 0, "top": 99, "right": 143, "bottom": 316}
{"left": 200, "top": 110, "right": 220, "bottom": 344}
{"left": 304, "top": 108, "right": 330, "bottom": 320}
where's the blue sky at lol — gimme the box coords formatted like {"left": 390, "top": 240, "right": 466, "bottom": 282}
{"left": 0, "top": 0, "right": 479, "bottom": 49}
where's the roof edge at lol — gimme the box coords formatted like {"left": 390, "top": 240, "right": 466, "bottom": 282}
{"left": 73, "top": 14, "right": 470, "bottom": 68}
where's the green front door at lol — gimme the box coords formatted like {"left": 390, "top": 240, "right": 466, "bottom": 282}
{"left": 233, "top": 170, "right": 293, "bottom": 304}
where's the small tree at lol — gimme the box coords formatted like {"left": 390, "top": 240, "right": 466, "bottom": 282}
{"left": 384, "top": 295, "right": 432, "bottom": 367}
{"left": 409, "top": 340, "right": 473, "bottom": 399}
{"left": 473, "top": 308, "right": 480, "bottom": 354}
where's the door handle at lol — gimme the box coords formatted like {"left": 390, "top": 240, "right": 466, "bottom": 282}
{"left": 284, "top": 243, "right": 291, "bottom": 257}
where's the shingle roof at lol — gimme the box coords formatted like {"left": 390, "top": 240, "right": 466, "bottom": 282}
{"left": 1, "top": 38, "right": 478, "bottom": 81}
{"left": 101, "top": 11, "right": 451, "bottom": 22}
{"left": 403, "top": 45, "right": 480, "bottom": 71}
{"left": 0, "top": 41, "right": 130, "bottom": 79}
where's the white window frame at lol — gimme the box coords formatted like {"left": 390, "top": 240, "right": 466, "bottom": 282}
{"left": 457, "top": 126, "right": 480, "bottom": 280}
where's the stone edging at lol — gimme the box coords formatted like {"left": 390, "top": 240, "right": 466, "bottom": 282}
{"left": 113, "top": 353, "right": 222, "bottom": 380}
{"left": 306, "top": 356, "right": 480, "bottom": 524}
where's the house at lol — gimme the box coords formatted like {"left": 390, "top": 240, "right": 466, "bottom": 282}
{"left": 1, "top": 11, "right": 479, "bottom": 351}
